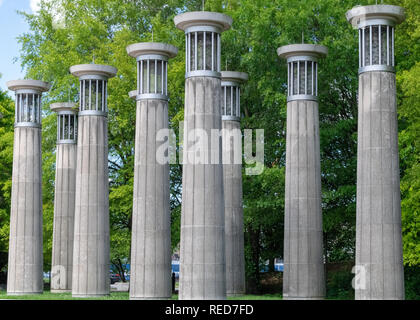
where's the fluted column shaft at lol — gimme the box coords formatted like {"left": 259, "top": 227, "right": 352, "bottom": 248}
{"left": 222, "top": 120, "right": 245, "bottom": 295}
{"left": 130, "top": 99, "right": 171, "bottom": 299}
{"left": 283, "top": 99, "right": 325, "bottom": 299}
{"left": 7, "top": 127, "right": 43, "bottom": 295}
{"left": 179, "top": 76, "right": 226, "bottom": 300}
{"left": 355, "top": 71, "right": 404, "bottom": 299}
{"left": 51, "top": 143, "right": 77, "bottom": 292}
{"left": 72, "top": 115, "right": 110, "bottom": 296}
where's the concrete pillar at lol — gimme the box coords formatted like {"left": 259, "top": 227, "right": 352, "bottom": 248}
{"left": 70, "top": 64, "right": 117, "bottom": 297}
{"left": 50, "top": 102, "right": 78, "bottom": 292}
{"left": 277, "top": 44, "right": 327, "bottom": 300}
{"left": 346, "top": 5, "right": 406, "bottom": 300}
{"left": 221, "top": 71, "right": 248, "bottom": 296}
{"left": 126, "top": 42, "right": 178, "bottom": 299}
{"left": 6, "top": 79, "right": 50, "bottom": 295}
{"left": 174, "top": 11, "right": 232, "bottom": 300}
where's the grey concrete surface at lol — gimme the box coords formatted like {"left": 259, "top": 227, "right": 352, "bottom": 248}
{"left": 179, "top": 76, "right": 226, "bottom": 300}
{"left": 175, "top": 10, "right": 232, "bottom": 301}
{"left": 220, "top": 71, "right": 248, "bottom": 82}
{"left": 278, "top": 44, "right": 326, "bottom": 300}
{"left": 282, "top": 99, "right": 325, "bottom": 300}
{"left": 50, "top": 102, "right": 77, "bottom": 293}
{"left": 70, "top": 64, "right": 116, "bottom": 297}
{"left": 346, "top": 4, "right": 406, "bottom": 300}
{"left": 51, "top": 144, "right": 77, "bottom": 292}
{"left": 7, "top": 127, "right": 43, "bottom": 295}
{"left": 277, "top": 44, "right": 328, "bottom": 59}
{"left": 126, "top": 42, "right": 178, "bottom": 59}
{"left": 355, "top": 71, "right": 405, "bottom": 300}
{"left": 222, "top": 119, "right": 245, "bottom": 296}
{"left": 71, "top": 115, "right": 110, "bottom": 297}
{"left": 6, "top": 79, "right": 50, "bottom": 92}
{"left": 127, "top": 42, "right": 176, "bottom": 300}
{"left": 221, "top": 71, "right": 247, "bottom": 296}
{"left": 346, "top": 4, "right": 405, "bottom": 28}
{"left": 174, "top": 11, "right": 232, "bottom": 31}
{"left": 129, "top": 99, "right": 172, "bottom": 300}
{"left": 6, "top": 79, "right": 49, "bottom": 295}
{"left": 69, "top": 64, "right": 117, "bottom": 79}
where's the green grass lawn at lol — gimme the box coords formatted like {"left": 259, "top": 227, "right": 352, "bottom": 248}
{"left": 0, "top": 290, "right": 282, "bottom": 300}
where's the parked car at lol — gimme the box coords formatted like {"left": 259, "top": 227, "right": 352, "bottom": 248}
{"left": 110, "top": 273, "right": 121, "bottom": 284}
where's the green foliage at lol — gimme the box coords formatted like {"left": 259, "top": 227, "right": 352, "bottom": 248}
{"left": 326, "top": 270, "right": 355, "bottom": 300}
{"left": 0, "top": 88, "right": 14, "bottom": 253}
{"left": 0, "top": 0, "right": 417, "bottom": 297}
{"left": 392, "top": 0, "right": 420, "bottom": 267}
{"left": 404, "top": 266, "right": 420, "bottom": 300}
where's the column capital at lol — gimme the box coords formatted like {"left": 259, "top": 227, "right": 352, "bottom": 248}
{"left": 278, "top": 44, "right": 327, "bottom": 102}
{"left": 277, "top": 44, "right": 328, "bottom": 62}
{"left": 127, "top": 42, "right": 177, "bottom": 101}
{"left": 7, "top": 79, "right": 50, "bottom": 94}
{"left": 126, "top": 42, "right": 178, "bottom": 60}
{"left": 221, "top": 71, "right": 248, "bottom": 85}
{"left": 51, "top": 102, "right": 78, "bottom": 144}
{"left": 71, "top": 64, "right": 116, "bottom": 116}
{"left": 221, "top": 70, "right": 247, "bottom": 122}
{"left": 174, "top": 11, "right": 232, "bottom": 33}
{"left": 129, "top": 90, "right": 137, "bottom": 100}
{"left": 346, "top": 5, "right": 405, "bottom": 74}
{"left": 346, "top": 5, "right": 405, "bottom": 29}
{"left": 8, "top": 79, "right": 50, "bottom": 128}
{"left": 69, "top": 63, "right": 117, "bottom": 80}
{"left": 50, "top": 102, "right": 78, "bottom": 114}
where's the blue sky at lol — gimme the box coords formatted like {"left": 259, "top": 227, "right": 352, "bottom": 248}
{"left": 0, "top": 0, "right": 40, "bottom": 94}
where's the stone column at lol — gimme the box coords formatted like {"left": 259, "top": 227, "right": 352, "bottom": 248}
{"left": 50, "top": 102, "right": 78, "bottom": 293}
{"left": 70, "top": 64, "right": 117, "bottom": 297}
{"left": 346, "top": 5, "right": 406, "bottom": 300}
{"left": 126, "top": 42, "right": 178, "bottom": 300}
{"left": 277, "top": 44, "right": 327, "bottom": 300}
{"left": 174, "top": 11, "right": 232, "bottom": 300}
{"left": 6, "top": 79, "right": 50, "bottom": 295}
{"left": 221, "top": 71, "right": 248, "bottom": 296}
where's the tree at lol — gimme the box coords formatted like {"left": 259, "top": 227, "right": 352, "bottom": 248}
{"left": 0, "top": 86, "right": 14, "bottom": 254}
{"left": 0, "top": 0, "right": 417, "bottom": 295}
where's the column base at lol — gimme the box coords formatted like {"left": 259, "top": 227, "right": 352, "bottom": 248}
{"left": 227, "top": 292, "right": 246, "bottom": 297}
{"left": 7, "top": 291, "right": 43, "bottom": 296}
{"left": 50, "top": 289, "right": 72, "bottom": 293}
{"left": 72, "top": 293, "right": 110, "bottom": 298}
{"left": 130, "top": 296, "right": 171, "bottom": 300}
{"left": 283, "top": 296, "right": 324, "bottom": 300}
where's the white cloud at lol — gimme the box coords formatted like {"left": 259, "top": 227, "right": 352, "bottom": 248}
{"left": 0, "top": 0, "right": 4, "bottom": 7}
{"left": 30, "top": 0, "right": 41, "bottom": 13}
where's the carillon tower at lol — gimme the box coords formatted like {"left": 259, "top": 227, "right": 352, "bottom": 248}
{"left": 346, "top": 4, "right": 406, "bottom": 300}
{"left": 6, "top": 79, "right": 50, "bottom": 295}
{"left": 277, "top": 44, "right": 327, "bottom": 300}
{"left": 126, "top": 42, "right": 178, "bottom": 300}
{"left": 70, "top": 63, "right": 117, "bottom": 297}
{"left": 50, "top": 102, "right": 78, "bottom": 293}
{"left": 221, "top": 71, "right": 248, "bottom": 296}
{"left": 174, "top": 11, "right": 232, "bottom": 300}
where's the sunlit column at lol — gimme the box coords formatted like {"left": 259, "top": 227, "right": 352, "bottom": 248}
{"left": 346, "top": 4, "right": 406, "bottom": 300}
{"left": 277, "top": 44, "right": 327, "bottom": 300}
{"left": 6, "top": 79, "right": 50, "bottom": 295}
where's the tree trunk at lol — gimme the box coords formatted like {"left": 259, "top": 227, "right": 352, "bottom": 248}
{"left": 113, "top": 259, "right": 126, "bottom": 282}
